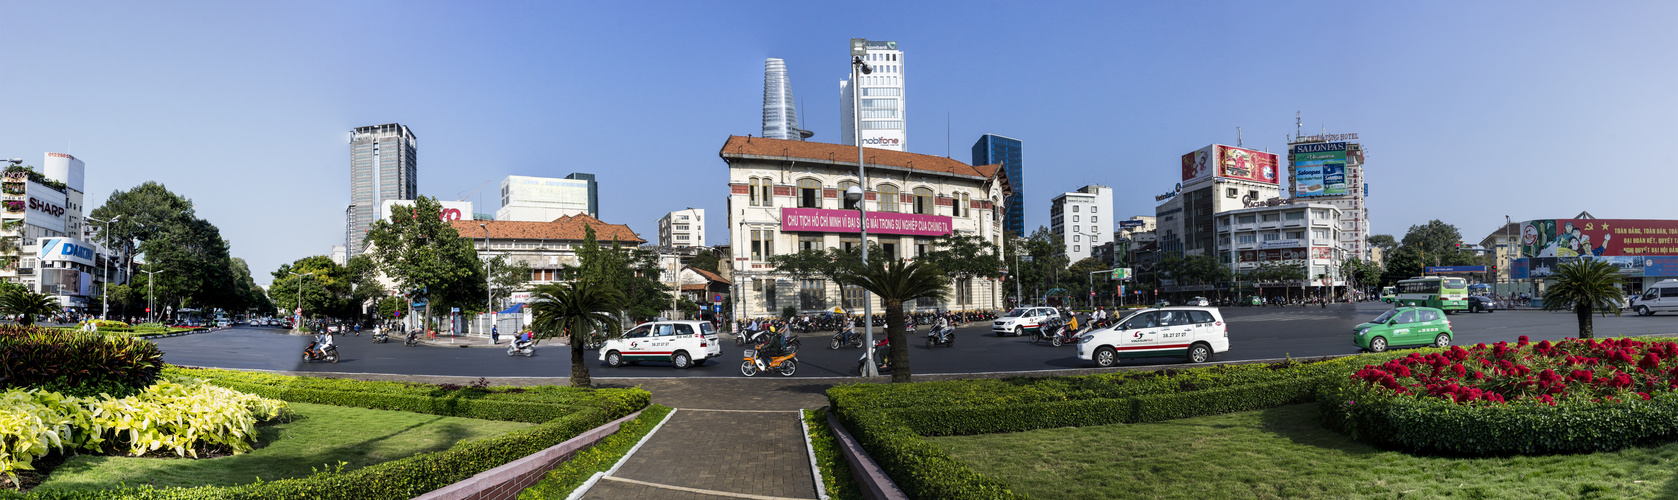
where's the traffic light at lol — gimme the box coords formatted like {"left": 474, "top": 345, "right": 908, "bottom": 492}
{"left": 1455, "top": 242, "right": 1461, "bottom": 251}
{"left": 1491, "top": 265, "right": 1498, "bottom": 273}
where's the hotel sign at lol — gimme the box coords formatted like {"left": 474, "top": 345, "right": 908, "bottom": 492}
{"left": 780, "top": 208, "right": 951, "bottom": 237}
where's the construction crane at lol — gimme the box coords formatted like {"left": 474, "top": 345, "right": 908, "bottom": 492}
{"left": 458, "top": 179, "right": 493, "bottom": 202}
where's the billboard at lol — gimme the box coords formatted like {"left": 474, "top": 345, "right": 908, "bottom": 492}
{"left": 1292, "top": 142, "right": 1348, "bottom": 197}
{"left": 1521, "top": 219, "right": 1678, "bottom": 258}
{"left": 381, "top": 200, "right": 474, "bottom": 222}
{"left": 780, "top": 207, "right": 952, "bottom": 237}
{"left": 25, "top": 182, "right": 68, "bottom": 233}
{"left": 1217, "top": 145, "right": 1280, "bottom": 184}
{"left": 38, "top": 238, "right": 97, "bottom": 267}
{"left": 1180, "top": 145, "right": 1215, "bottom": 184}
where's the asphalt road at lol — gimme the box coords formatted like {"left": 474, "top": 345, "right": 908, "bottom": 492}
{"left": 155, "top": 302, "right": 1678, "bottom": 378}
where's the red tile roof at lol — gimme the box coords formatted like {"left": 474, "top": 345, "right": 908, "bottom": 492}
{"left": 688, "top": 267, "right": 729, "bottom": 284}
{"left": 450, "top": 214, "right": 644, "bottom": 244}
{"left": 719, "top": 135, "right": 1000, "bottom": 180}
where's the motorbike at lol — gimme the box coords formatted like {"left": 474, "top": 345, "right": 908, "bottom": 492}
{"left": 507, "top": 337, "right": 534, "bottom": 357}
{"left": 1031, "top": 317, "right": 1064, "bottom": 345}
{"left": 829, "top": 325, "right": 863, "bottom": 349}
{"left": 405, "top": 330, "right": 420, "bottom": 347}
{"left": 857, "top": 339, "right": 891, "bottom": 375}
{"left": 372, "top": 330, "right": 390, "bottom": 343}
{"left": 1050, "top": 319, "right": 1091, "bottom": 347}
{"left": 737, "top": 324, "right": 771, "bottom": 346}
{"left": 302, "top": 337, "right": 339, "bottom": 363}
{"left": 926, "top": 324, "right": 955, "bottom": 348}
{"left": 741, "top": 334, "right": 798, "bottom": 377}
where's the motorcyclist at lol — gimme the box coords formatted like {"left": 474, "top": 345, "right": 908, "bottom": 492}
{"left": 311, "top": 331, "right": 335, "bottom": 357}
{"left": 933, "top": 312, "right": 951, "bottom": 341}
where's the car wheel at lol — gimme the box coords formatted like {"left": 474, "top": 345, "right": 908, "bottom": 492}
{"left": 740, "top": 360, "right": 758, "bottom": 377}
{"left": 606, "top": 351, "right": 623, "bottom": 367}
{"left": 1434, "top": 333, "right": 1451, "bottom": 349}
{"left": 1370, "top": 336, "right": 1388, "bottom": 353}
{"left": 1095, "top": 347, "right": 1118, "bottom": 367}
{"left": 1639, "top": 306, "right": 1652, "bottom": 316}
{"left": 1188, "top": 344, "right": 1211, "bottom": 363}
{"left": 672, "top": 351, "right": 692, "bottom": 369}
{"left": 777, "top": 358, "right": 798, "bottom": 377}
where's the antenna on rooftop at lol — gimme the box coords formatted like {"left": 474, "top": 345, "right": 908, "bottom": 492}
{"left": 1236, "top": 127, "right": 1243, "bottom": 147}
{"left": 1295, "top": 111, "right": 1302, "bottom": 138}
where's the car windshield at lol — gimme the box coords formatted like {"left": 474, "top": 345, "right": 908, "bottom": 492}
{"left": 1370, "top": 310, "right": 1399, "bottom": 323}
{"left": 1004, "top": 308, "right": 1029, "bottom": 317}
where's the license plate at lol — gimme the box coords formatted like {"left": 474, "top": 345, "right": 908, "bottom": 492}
{"left": 744, "top": 349, "right": 756, "bottom": 357}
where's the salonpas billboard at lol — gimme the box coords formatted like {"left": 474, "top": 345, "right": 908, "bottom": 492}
{"left": 1292, "top": 142, "right": 1347, "bottom": 197}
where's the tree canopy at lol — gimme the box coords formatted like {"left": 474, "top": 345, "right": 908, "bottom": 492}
{"left": 364, "top": 196, "right": 486, "bottom": 325}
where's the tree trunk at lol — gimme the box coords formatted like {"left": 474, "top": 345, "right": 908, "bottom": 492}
{"left": 570, "top": 320, "right": 592, "bottom": 387}
{"left": 1576, "top": 303, "right": 1593, "bottom": 339}
{"left": 885, "top": 299, "right": 911, "bottom": 383}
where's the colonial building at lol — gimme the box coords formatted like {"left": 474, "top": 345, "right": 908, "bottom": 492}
{"left": 449, "top": 214, "right": 644, "bottom": 305}
{"left": 721, "top": 135, "right": 1007, "bottom": 319}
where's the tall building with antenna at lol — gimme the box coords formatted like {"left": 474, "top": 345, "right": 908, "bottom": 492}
{"left": 347, "top": 123, "right": 417, "bottom": 257}
{"left": 840, "top": 39, "right": 906, "bottom": 152}
{"left": 1287, "top": 115, "right": 1369, "bottom": 260}
{"left": 762, "top": 58, "right": 811, "bottom": 141}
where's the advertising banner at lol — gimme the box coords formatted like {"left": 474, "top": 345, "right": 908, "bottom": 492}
{"left": 1312, "top": 247, "right": 1332, "bottom": 260}
{"left": 38, "top": 238, "right": 96, "bottom": 267}
{"left": 780, "top": 207, "right": 952, "bottom": 237}
{"left": 1646, "top": 257, "right": 1678, "bottom": 278}
{"left": 1291, "top": 142, "right": 1347, "bottom": 197}
{"left": 1510, "top": 258, "right": 1530, "bottom": 279}
{"left": 1217, "top": 146, "right": 1280, "bottom": 184}
{"left": 381, "top": 199, "right": 474, "bottom": 222}
{"left": 1522, "top": 219, "right": 1678, "bottom": 258}
{"left": 1294, "top": 166, "right": 1323, "bottom": 196}
{"left": 1259, "top": 239, "right": 1305, "bottom": 249}
{"left": 1423, "top": 266, "right": 1488, "bottom": 274}
{"left": 1180, "top": 145, "right": 1216, "bottom": 185}
{"left": 25, "top": 182, "right": 68, "bottom": 234}
{"left": 1119, "top": 220, "right": 1147, "bottom": 229}
{"left": 1244, "top": 248, "right": 1308, "bottom": 261}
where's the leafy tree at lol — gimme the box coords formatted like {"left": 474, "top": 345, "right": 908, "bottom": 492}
{"left": 0, "top": 287, "right": 60, "bottom": 326}
{"left": 688, "top": 248, "right": 720, "bottom": 275}
{"left": 1380, "top": 221, "right": 1478, "bottom": 284}
{"left": 848, "top": 259, "right": 948, "bottom": 383}
{"left": 921, "top": 233, "right": 1002, "bottom": 312}
{"left": 364, "top": 196, "right": 487, "bottom": 328}
{"left": 89, "top": 182, "right": 247, "bottom": 316}
{"left": 1541, "top": 259, "right": 1624, "bottom": 339}
{"left": 575, "top": 226, "right": 672, "bottom": 322}
{"left": 270, "top": 256, "right": 348, "bottom": 323}
{"left": 528, "top": 279, "right": 624, "bottom": 387}
{"left": 1367, "top": 234, "right": 1398, "bottom": 254}
{"left": 486, "top": 255, "right": 533, "bottom": 312}
{"left": 1065, "top": 257, "right": 1110, "bottom": 306}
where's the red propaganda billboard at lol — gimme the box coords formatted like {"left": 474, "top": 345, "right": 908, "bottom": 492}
{"left": 780, "top": 208, "right": 952, "bottom": 237}
{"left": 1522, "top": 219, "right": 1678, "bottom": 258}
{"left": 1217, "top": 145, "right": 1280, "bottom": 185}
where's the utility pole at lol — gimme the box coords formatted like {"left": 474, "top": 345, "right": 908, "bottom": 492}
{"left": 851, "top": 39, "right": 878, "bottom": 377}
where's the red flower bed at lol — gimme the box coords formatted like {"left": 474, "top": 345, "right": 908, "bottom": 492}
{"left": 1351, "top": 335, "right": 1678, "bottom": 405}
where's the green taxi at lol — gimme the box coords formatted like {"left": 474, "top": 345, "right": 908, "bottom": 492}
{"left": 1354, "top": 306, "right": 1453, "bottom": 353}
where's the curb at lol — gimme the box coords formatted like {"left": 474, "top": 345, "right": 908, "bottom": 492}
{"left": 414, "top": 409, "right": 646, "bottom": 500}
{"left": 134, "top": 327, "right": 214, "bottom": 340}
{"left": 825, "top": 408, "right": 907, "bottom": 500}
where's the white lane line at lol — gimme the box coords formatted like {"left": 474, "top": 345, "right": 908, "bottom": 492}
{"left": 565, "top": 408, "right": 678, "bottom": 500}
{"left": 600, "top": 476, "right": 816, "bottom": 500}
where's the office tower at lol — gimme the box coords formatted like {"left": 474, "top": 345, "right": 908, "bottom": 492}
{"left": 973, "top": 134, "right": 1023, "bottom": 236}
{"left": 762, "top": 58, "right": 812, "bottom": 141}
{"left": 840, "top": 39, "right": 906, "bottom": 152}
{"left": 347, "top": 123, "right": 417, "bottom": 256}
{"left": 658, "top": 208, "right": 705, "bottom": 248}
{"left": 496, "top": 174, "right": 595, "bottom": 222}
{"left": 1050, "top": 185, "right": 1114, "bottom": 262}
{"left": 1287, "top": 138, "right": 1369, "bottom": 260}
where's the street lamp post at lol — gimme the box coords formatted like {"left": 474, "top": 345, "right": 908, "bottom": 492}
{"left": 141, "top": 268, "right": 164, "bottom": 324}
{"left": 481, "top": 223, "right": 494, "bottom": 340}
{"left": 849, "top": 38, "right": 878, "bottom": 377}
{"left": 290, "top": 270, "right": 317, "bottom": 332}
{"left": 86, "top": 215, "right": 119, "bottom": 320}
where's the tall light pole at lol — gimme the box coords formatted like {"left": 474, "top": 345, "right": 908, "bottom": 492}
{"left": 849, "top": 38, "right": 878, "bottom": 377}
{"left": 86, "top": 215, "right": 119, "bottom": 320}
{"left": 481, "top": 223, "right": 494, "bottom": 338}
{"left": 290, "top": 270, "right": 317, "bottom": 332}
{"left": 141, "top": 268, "right": 164, "bottom": 324}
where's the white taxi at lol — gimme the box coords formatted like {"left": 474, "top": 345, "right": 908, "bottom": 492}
{"left": 993, "top": 307, "right": 1060, "bottom": 336}
{"left": 600, "top": 320, "right": 722, "bottom": 369}
{"left": 1077, "top": 307, "right": 1229, "bottom": 367}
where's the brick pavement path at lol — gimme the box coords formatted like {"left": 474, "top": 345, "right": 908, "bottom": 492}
{"left": 581, "top": 409, "right": 816, "bottom": 500}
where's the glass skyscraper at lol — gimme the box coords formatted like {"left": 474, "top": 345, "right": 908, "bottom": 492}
{"left": 347, "top": 123, "right": 417, "bottom": 256}
{"left": 762, "top": 58, "right": 810, "bottom": 141}
{"left": 973, "top": 134, "right": 1023, "bottom": 236}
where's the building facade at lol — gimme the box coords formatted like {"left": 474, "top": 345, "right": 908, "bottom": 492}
{"left": 348, "top": 123, "right": 418, "bottom": 256}
{"left": 762, "top": 58, "right": 811, "bottom": 141}
{"left": 972, "top": 134, "right": 1023, "bottom": 236}
{"left": 1155, "top": 144, "right": 1284, "bottom": 258}
{"left": 496, "top": 174, "right": 596, "bottom": 222}
{"left": 2, "top": 153, "right": 127, "bottom": 311}
{"left": 722, "top": 135, "right": 1005, "bottom": 319}
{"left": 1050, "top": 185, "right": 1112, "bottom": 262}
{"left": 839, "top": 39, "right": 906, "bottom": 152}
{"left": 450, "top": 214, "right": 644, "bottom": 305}
{"left": 658, "top": 208, "right": 706, "bottom": 248}
{"left": 1287, "top": 137, "right": 1369, "bottom": 260}
{"left": 1215, "top": 203, "right": 1347, "bottom": 290}
{"left": 1511, "top": 218, "right": 1678, "bottom": 296}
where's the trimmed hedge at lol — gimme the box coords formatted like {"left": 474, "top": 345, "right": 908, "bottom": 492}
{"left": 516, "top": 405, "right": 674, "bottom": 499}
{"left": 0, "top": 367, "right": 649, "bottom": 499}
{"left": 802, "top": 409, "right": 862, "bottom": 500}
{"left": 0, "top": 325, "right": 162, "bottom": 397}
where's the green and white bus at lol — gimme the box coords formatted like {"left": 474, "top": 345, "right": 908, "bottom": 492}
{"left": 1394, "top": 276, "right": 1469, "bottom": 312}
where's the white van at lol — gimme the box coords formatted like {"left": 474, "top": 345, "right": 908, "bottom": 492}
{"left": 993, "top": 307, "right": 1060, "bottom": 336}
{"left": 1077, "top": 307, "right": 1230, "bottom": 366}
{"left": 1632, "top": 279, "right": 1678, "bottom": 316}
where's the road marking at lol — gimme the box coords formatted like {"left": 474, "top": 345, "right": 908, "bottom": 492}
{"left": 599, "top": 476, "right": 816, "bottom": 500}
{"left": 681, "top": 408, "right": 801, "bottom": 413}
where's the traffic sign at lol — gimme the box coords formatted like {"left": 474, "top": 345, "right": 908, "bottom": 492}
{"left": 1110, "top": 268, "right": 1132, "bottom": 280}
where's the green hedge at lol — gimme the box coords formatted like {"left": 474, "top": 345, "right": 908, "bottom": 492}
{"left": 828, "top": 355, "right": 1407, "bottom": 499}
{"left": 517, "top": 405, "right": 673, "bottom": 499}
{"left": 0, "top": 325, "right": 162, "bottom": 397}
{"left": 1, "top": 367, "right": 649, "bottom": 499}
{"left": 802, "top": 409, "right": 862, "bottom": 500}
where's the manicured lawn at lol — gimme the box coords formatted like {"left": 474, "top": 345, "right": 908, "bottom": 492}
{"left": 34, "top": 402, "right": 531, "bottom": 491}
{"left": 930, "top": 403, "right": 1678, "bottom": 499}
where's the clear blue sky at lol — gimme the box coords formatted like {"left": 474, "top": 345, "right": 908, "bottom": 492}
{"left": 3, "top": 1, "right": 1674, "bottom": 286}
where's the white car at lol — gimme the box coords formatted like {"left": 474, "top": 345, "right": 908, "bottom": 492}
{"left": 1077, "top": 307, "right": 1229, "bottom": 367}
{"left": 1188, "top": 296, "right": 1211, "bottom": 307}
{"left": 1632, "top": 279, "right": 1678, "bottom": 316}
{"left": 992, "top": 307, "right": 1060, "bottom": 336}
{"left": 599, "top": 320, "right": 722, "bottom": 369}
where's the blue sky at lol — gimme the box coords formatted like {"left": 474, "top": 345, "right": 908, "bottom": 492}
{"left": 3, "top": 1, "right": 1674, "bottom": 286}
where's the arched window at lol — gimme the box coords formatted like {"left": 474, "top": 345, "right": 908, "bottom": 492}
{"left": 913, "top": 187, "right": 934, "bottom": 215}
{"left": 838, "top": 180, "right": 860, "bottom": 209}
{"left": 878, "top": 184, "right": 900, "bottom": 213}
{"left": 797, "top": 178, "right": 822, "bottom": 208}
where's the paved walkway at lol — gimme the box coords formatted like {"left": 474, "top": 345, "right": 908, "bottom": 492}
{"left": 581, "top": 409, "right": 817, "bottom": 500}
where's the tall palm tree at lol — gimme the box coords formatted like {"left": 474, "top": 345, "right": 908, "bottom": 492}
{"left": 848, "top": 258, "right": 948, "bottom": 383}
{"left": 528, "top": 279, "right": 624, "bottom": 387}
{"left": 0, "top": 287, "right": 60, "bottom": 327}
{"left": 1541, "top": 258, "right": 1624, "bottom": 339}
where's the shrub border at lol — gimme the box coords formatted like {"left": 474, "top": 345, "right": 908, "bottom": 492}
{"left": 511, "top": 405, "right": 673, "bottom": 500}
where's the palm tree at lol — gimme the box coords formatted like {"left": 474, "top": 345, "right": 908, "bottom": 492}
{"left": 528, "top": 279, "right": 624, "bottom": 387}
{"left": 1541, "top": 258, "right": 1623, "bottom": 339}
{"left": 0, "top": 287, "right": 60, "bottom": 327}
{"left": 848, "top": 258, "right": 948, "bottom": 383}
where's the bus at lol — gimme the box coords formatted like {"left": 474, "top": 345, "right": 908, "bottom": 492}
{"left": 1394, "top": 276, "right": 1469, "bottom": 312}
{"left": 1380, "top": 286, "right": 1397, "bottom": 304}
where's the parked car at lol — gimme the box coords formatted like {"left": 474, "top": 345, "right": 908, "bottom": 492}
{"left": 1632, "top": 279, "right": 1678, "bottom": 316}
{"left": 993, "top": 307, "right": 1060, "bottom": 336}
{"left": 1353, "top": 306, "right": 1453, "bottom": 353}
{"left": 599, "top": 320, "right": 722, "bottom": 369}
{"left": 1466, "top": 295, "right": 1498, "bottom": 313}
{"left": 1077, "top": 307, "right": 1229, "bottom": 367}
{"left": 1188, "top": 296, "right": 1211, "bottom": 307}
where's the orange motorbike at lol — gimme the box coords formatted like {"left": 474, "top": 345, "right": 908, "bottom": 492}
{"left": 741, "top": 334, "right": 798, "bottom": 377}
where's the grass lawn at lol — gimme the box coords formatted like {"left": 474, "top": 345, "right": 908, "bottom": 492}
{"left": 33, "top": 401, "right": 531, "bottom": 491}
{"left": 930, "top": 403, "right": 1678, "bottom": 499}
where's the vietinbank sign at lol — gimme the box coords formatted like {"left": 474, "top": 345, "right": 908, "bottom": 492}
{"left": 780, "top": 208, "right": 951, "bottom": 237}
{"left": 39, "top": 238, "right": 97, "bottom": 266}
